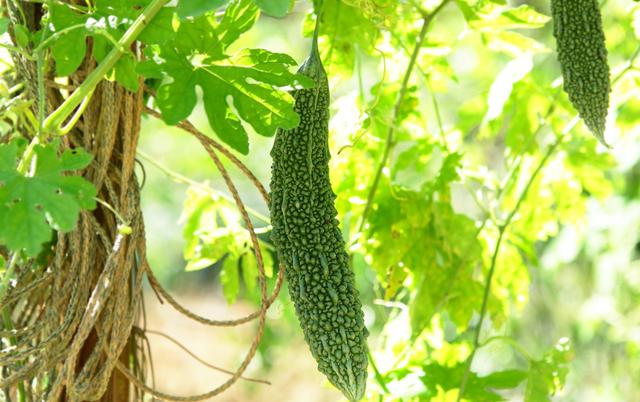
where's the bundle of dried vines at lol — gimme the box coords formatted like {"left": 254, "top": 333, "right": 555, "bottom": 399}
{"left": 0, "top": 1, "right": 282, "bottom": 401}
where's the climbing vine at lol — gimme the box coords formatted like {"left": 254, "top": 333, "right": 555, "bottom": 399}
{"left": 1, "top": 0, "right": 640, "bottom": 401}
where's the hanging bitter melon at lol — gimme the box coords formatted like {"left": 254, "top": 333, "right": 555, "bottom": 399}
{"left": 268, "top": 20, "right": 368, "bottom": 402}
{"left": 551, "top": 0, "right": 611, "bottom": 144}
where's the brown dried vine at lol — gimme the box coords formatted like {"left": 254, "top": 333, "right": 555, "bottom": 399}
{"left": 0, "top": 2, "right": 283, "bottom": 401}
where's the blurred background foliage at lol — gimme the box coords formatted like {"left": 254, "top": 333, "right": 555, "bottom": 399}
{"left": 137, "top": 0, "right": 640, "bottom": 400}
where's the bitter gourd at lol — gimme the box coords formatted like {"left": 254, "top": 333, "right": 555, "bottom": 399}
{"left": 551, "top": 0, "right": 611, "bottom": 145}
{"left": 269, "top": 20, "right": 368, "bottom": 402}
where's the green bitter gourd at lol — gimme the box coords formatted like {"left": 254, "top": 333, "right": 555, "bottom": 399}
{"left": 268, "top": 20, "right": 368, "bottom": 402}
{"left": 551, "top": 0, "right": 611, "bottom": 145}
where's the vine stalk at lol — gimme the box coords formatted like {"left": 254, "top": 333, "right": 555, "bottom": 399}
{"left": 457, "top": 125, "right": 573, "bottom": 400}
{"left": 457, "top": 47, "right": 640, "bottom": 399}
{"left": 136, "top": 149, "right": 271, "bottom": 225}
{"left": 358, "top": 0, "right": 451, "bottom": 233}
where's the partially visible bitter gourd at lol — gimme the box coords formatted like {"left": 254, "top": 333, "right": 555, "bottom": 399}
{"left": 551, "top": 0, "right": 611, "bottom": 145}
{"left": 268, "top": 20, "right": 369, "bottom": 402}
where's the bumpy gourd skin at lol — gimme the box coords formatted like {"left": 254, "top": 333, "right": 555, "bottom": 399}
{"left": 551, "top": 0, "right": 610, "bottom": 144}
{"left": 269, "top": 44, "right": 368, "bottom": 401}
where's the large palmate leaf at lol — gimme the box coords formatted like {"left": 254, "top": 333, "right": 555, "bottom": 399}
{"left": 142, "top": 48, "right": 311, "bottom": 153}
{"left": 138, "top": 0, "right": 313, "bottom": 153}
{"left": 0, "top": 142, "right": 96, "bottom": 256}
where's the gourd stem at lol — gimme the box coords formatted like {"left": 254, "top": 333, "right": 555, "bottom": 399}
{"left": 310, "top": 3, "right": 322, "bottom": 60}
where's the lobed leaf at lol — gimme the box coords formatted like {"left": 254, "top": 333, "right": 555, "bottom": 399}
{"left": 139, "top": 1, "right": 313, "bottom": 153}
{"left": 177, "top": 0, "right": 230, "bottom": 19}
{"left": 0, "top": 142, "right": 96, "bottom": 256}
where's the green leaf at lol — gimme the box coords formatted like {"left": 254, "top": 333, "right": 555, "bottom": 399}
{"left": 364, "top": 175, "right": 484, "bottom": 334}
{"left": 179, "top": 185, "right": 275, "bottom": 302}
{"left": 482, "top": 30, "right": 550, "bottom": 56}
{"left": 470, "top": 5, "right": 550, "bottom": 31}
{"left": 484, "top": 56, "right": 533, "bottom": 123}
{"left": 390, "top": 142, "right": 461, "bottom": 194}
{"left": 216, "top": 0, "right": 260, "bottom": 49}
{"left": 138, "top": 8, "right": 176, "bottom": 45}
{"left": 419, "top": 363, "right": 527, "bottom": 401}
{"left": 142, "top": 46, "right": 310, "bottom": 153}
{"left": 177, "top": 0, "right": 230, "bottom": 19}
{"left": 14, "top": 24, "right": 30, "bottom": 48}
{"left": 114, "top": 54, "right": 139, "bottom": 91}
{"left": 49, "top": 4, "right": 88, "bottom": 76}
{"left": 455, "top": 0, "right": 506, "bottom": 22}
{"left": 174, "top": 16, "right": 225, "bottom": 59}
{"left": 562, "top": 136, "right": 615, "bottom": 199}
{"left": 59, "top": 147, "right": 94, "bottom": 170}
{"left": 0, "top": 143, "right": 96, "bottom": 256}
{"left": 367, "top": 81, "right": 419, "bottom": 140}
{"left": 303, "top": 0, "right": 380, "bottom": 78}
{"left": 483, "top": 369, "right": 528, "bottom": 389}
{"left": 0, "top": 18, "right": 9, "bottom": 35}
{"left": 95, "top": 0, "right": 152, "bottom": 14}
{"left": 524, "top": 338, "right": 573, "bottom": 402}
{"left": 524, "top": 363, "right": 552, "bottom": 402}
{"left": 241, "top": 249, "right": 273, "bottom": 294}
{"left": 151, "top": 52, "right": 198, "bottom": 124}
{"left": 220, "top": 255, "right": 240, "bottom": 303}
{"left": 139, "top": 0, "right": 310, "bottom": 153}
{"left": 253, "top": 0, "right": 293, "bottom": 17}
{"left": 181, "top": 187, "right": 245, "bottom": 268}
{"left": 47, "top": 1, "right": 175, "bottom": 83}
{"left": 409, "top": 202, "right": 484, "bottom": 333}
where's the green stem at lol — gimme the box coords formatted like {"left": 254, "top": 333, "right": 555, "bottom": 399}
{"left": 456, "top": 50, "right": 640, "bottom": 399}
{"left": 495, "top": 103, "right": 556, "bottom": 205}
{"left": 1, "top": 253, "right": 25, "bottom": 400}
{"left": 612, "top": 44, "right": 640, "bottom": 86}
{"left": 428, "top": 79, "right": 448, "bottom": 152}
{"left": 468, "top": 99, "right": 557, "bottom": 239}
{"left": 7, "top": 82, "right": 25, "bottom": 95}
{"left": 58, "top": 88, "right": 94, "bottom": 135}
{"left": 37, "top": 52, "right": 46, "bottom": 137}
{"left": 94, "top": 197, "right": 128, "bottom": 225}
{"left": 457, "top": 135, "right": 564, "bottom": 401}
{"left": 15, "top": 136, "right": 39, "bottom": 176}
{"left": 367, "top": 348, "right": 391, "bottom": 394}
{"left": 42, "top": 0, "right": 169, "bottom": 134}
{"left": 0, "top": 253, "right": 19, "bottom": 301}
{"left": 0, "top": 42, "right": 34, "bottom": 59}
{"left": 358, "top": 0, "right": 451, "bottom": 233}
{"left": 455, "top": 35, "right": 640, "bottom": 402}
{"left": 478, "top": 336, "right": 533, "bottom": 361}
{"left": 35, "top": 24, "right": 124, "bottom": 54}
{"left": 33, "top": 23, "right": 88, "bottom": 53}
{"left": 2, "top": 309, "right": 26, "bottom": 402}
{"left": 310, "top": 4, "right": 321, "bottom": 60}
{"left": 136, "top": 150, "right": 271, "bottom": 225}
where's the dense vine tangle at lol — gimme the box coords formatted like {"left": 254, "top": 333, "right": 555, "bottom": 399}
{"left": 551, "top": 0, "right": 611, "bottom": 145}
{"left": 268, "top": 14, "right": 369, "bottom": 402}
